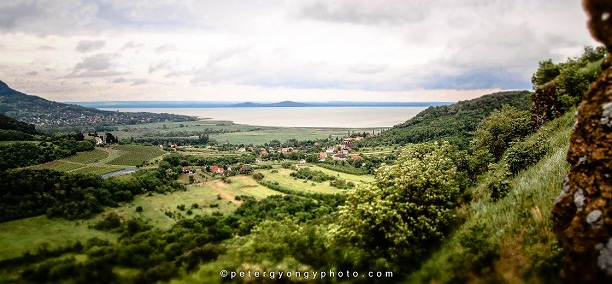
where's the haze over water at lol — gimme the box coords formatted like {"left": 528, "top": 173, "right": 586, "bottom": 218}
{"left": 100, "top": 107, "right": 427, "bottom": 128}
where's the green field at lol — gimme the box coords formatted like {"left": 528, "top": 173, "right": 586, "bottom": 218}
{"left": 62, "top": 148, "right": 109, "bottom": 164}
{"left": 259, "top": 167, "right": 345, "bottom": 195}
{"left": 107, "top": 145, "right": 166, "bottom": 166}
{"left": 0, "top": 216, "right": 116, "bottom": 261}
{"left": 113, "top": 119, "right": 377, "bottom": 145}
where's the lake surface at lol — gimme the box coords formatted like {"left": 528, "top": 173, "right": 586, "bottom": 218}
{"left": 100, "top": 107, "right": 428, "bottom": 128}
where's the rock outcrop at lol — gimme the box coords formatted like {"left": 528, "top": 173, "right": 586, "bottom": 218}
{"left": 531, "top": 81, "right": 563, "bottom": 128}
{"left": 552, "top": 0, "right": 612, "bottom": 283}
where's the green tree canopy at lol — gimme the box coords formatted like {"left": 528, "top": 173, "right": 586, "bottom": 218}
{"left": 472, "top": 105, "right": 532, "bottom": 160}
{"left": 331, "top": 141, "right": 464, "bottom": 265}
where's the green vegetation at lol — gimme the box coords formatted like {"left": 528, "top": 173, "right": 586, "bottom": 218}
{"left": 361, "top": 90, "right": 531, "bottom": 149}
{"left": 472, "top": 104, "right": 533, "bottom": 160}
{"left": 409, "top": 110, "right": 574, "bottom": 283}
{"left": 107, "top": 144, "right": 166, "bottom": 166}
{"left": 0, "top": 138, "right": 94, "bottom": 171}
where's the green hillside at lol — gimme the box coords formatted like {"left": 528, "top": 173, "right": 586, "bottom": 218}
{"left": 408, "top": 110, "right": 574, "bottom": 283}
{"left": 0, "top": 80, "right": 195, "bottom": 129}
{"left": 361, "top": 90, "right": 531, "bottom": 149}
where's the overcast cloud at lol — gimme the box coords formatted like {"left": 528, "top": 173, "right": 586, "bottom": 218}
{"left": 0, "top": 0, "right": 598, "bottom": 102}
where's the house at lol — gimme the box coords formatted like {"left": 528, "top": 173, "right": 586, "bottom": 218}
{"left": 325, "top": 147, "right": 335, "bottom": 153}
{"left": 238, "top": 147, "right": 246, "bottom": 152}
{"left": 94, "top": 136, "right": 104, "bottom": 146}
{"left": 299, "top": 159, "right": 307, "bottom": 164}
{"left": 319, "top": 152, "right": 328, "bottom": 161}
{"left": 211, "top": 166, "right": 224, "bottom": 174}
{"left": 332, "top": 153, "right": 346, "bottom": 161}
{"left": 350, "top": 155, "right": 362, "bottom": 161}
{"left": 183, "top": 166, "right": 190, "bottom": 173}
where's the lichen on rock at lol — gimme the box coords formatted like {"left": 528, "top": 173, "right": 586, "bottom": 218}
{"left": 551, "top": 0, "right": 612, "bottom": 283}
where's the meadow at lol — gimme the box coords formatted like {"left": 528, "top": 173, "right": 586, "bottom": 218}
{"left": 113, "top": 119, "right": 378, "bottom": 145}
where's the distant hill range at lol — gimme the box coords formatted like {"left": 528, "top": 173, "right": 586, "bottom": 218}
{"left": 0, "top": 80, "right": 196, "bottom": 128}
{"left": 361, "top": 90, "right": 532, "bottom": 149}
{"left": 73, "top": 100, "right": 452, "bottom": 108}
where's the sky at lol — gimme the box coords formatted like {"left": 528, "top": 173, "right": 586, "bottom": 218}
{"left": 0, "top": 0, "right": 599, "bottom": 103}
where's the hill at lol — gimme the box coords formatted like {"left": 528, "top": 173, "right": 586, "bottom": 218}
{"left": 0, "top": 114, "right": 37, "bottom": 134}
{"left": 229, "top": 101, "right": 311, "bottom": 107}
{"left": 0, "top": 80, "right": 196, "bottom": 128}
{"left": 361, "top": 90, "right": 531, "bottom": 149}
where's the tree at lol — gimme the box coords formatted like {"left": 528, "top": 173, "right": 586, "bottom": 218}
{"left": 472, "top": 105, "right": 532, "bottom": 160}
{"left": 531, "top": 59, "right": 561, "bottom": 89}
{"left": 331, "top": 141, "right": 464, "bottom": 265}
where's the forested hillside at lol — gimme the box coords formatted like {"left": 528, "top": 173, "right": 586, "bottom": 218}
{"left": 0, "top": 80, "right": 195, "bottom": 130}
{"left": 361, "top": 90, "right": 531, "bottom": 149}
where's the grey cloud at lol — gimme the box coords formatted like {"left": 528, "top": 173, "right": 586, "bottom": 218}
{"left": 350, "top": 64, "right": 387, "bottom": 74}
{"left": 207, "top": 46, "right": 251, "bottom": 66}
{"left": 75, "top": 40, "right": 106, "bottom": 53}
{"left": 26, "top": 71, "right": 37, "bottom": 76}
{"left": 155, "top": 44, "right": 177, "bottom": 53}
{"left": 149, "top": 60, "right": 171, "bottom": 73}
{"left": 0, "top": 1, "right": 97, "bottom": 36}
{"left": 0, "top": 2, "right": 41, "bottom": 30}
{"left": 131, "top": 79, "right": 147, "bottom": 86}
{"left": 74, "top": 53, "right": 115, "bottom": 72}
{"left": 112, "top": 77, "right": 126, "bottom": 83}
{"left": 69, "top": 53, "right": 125, "bottom": 78}
{"left": 121, "top": 41, "right": 143, "bottom": 50}
{"left": 297, "top": 0, "right": 429, "bottom": 25}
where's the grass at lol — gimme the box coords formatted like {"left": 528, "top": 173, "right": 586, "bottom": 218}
{"left": 259, "top": 168, "right": 345, "bottom": 195}
{"left": 106, "top": 145, "right": 166, "bottom": 166}
{"left": 0, "top": 216, "right": 116, "bottom": 261}
{"left": 29, "top": 160, "right": 84, "bottom": 171}
{"left": 209, "top": 175, "right": 282, "bottom": 199}
{"left": 309, "top": 164, "right": 375, "bottom": 184}
{"left": 61, "top": 148, "right": 109, "bottom": 164}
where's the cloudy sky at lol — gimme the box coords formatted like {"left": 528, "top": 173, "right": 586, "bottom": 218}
{"left": 0, "top": 0, "right": 598, "bottom": 102}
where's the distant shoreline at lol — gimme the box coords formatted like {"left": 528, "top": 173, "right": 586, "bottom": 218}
{"left": 68, "top": 101, "right": 453, "bottom": 109}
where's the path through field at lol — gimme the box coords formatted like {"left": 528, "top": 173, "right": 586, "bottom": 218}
{"left": 209, "top": 180, "right": 243, "bottom": 205}
{"left": 64, "top": 147, "right": 123, "bottom": 173}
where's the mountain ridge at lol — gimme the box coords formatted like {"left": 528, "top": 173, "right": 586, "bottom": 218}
{"left": 0, "top": 80, "right": 195, "bottom": 128}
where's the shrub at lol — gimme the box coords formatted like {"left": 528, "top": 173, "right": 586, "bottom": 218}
{"left": 333, "top": 141, "right": 464, "bottom": 265}
{"left": 503, "top": 139, "right": 549, "bottom": 175}
{"left": 252, "top": 172, "right": 265, "bottom": 181}
{"left": 486, "top": 163, "right": 512, "bottom": 201}
{"left": 135, "top": 206, "right": 143, "bottom": 213}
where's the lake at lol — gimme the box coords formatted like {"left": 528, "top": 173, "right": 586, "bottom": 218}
{"left": 99, "top": 107, "right": 428, "bottom": 128}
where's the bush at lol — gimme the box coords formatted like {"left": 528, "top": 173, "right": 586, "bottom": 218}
{"left": 333, "top": 141, "right": 464, "bottom": 264}
{"left": 252, "top": 172, "right": 265, "bottom": 181}
{"left": 135, "top": 206, "right": 143, "bottom": 213}
{"left": 472, "top": 105, "right": 532, "bottom": 160}
{"left": 503, "top": 139, "right": 549, "bottom": 175}
{"left": 486, "top": 163, "right": 512, "bottom": 201}
{"left": 93, "top": 213, "right": 122, "bottom": 231}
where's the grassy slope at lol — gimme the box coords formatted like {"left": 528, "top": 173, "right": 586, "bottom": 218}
{"left": 408, "top": 111, "right": 574, "bottom": 283}
{"left": 0, "top": 216, "right": 116, "bottom": 261}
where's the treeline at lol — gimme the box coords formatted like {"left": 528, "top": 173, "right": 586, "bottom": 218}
{"left": 360, "top": 90, "right": 531, "bottom": 149}
{"left": 0, "top": 165, "right": 184, "bottom": 222}
{"left": 16, "top": 192, "right": 349, "bottom": 283}
{"left": 162, "top": 153, "right": 256, "bottom": 168}
{"left": 0, "top": 114, "right": 38, "bottom": 134}
{"left": 0, "top": 138, "right": 94, "bottom": 171}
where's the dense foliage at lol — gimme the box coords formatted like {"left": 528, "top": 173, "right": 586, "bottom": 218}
{"left": 0, "top": 166, "right": 183, "bottom": 222}
{"left": 0, "top": 114, "right": 37, "bottom": 134}
{"left": 361, "top": 91, "right": 531, "bottom": 149}
{"left": 472, "top": 104, "right": 533, "bottom": 160}
{"left": 289, "top": 167, "right": 336, "bottom": 182}
{"left": 332, "top": 141, "right": 467, "bottom": 269}
{"left": 0, "top": 138, "right": 94, "bottom": 171}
